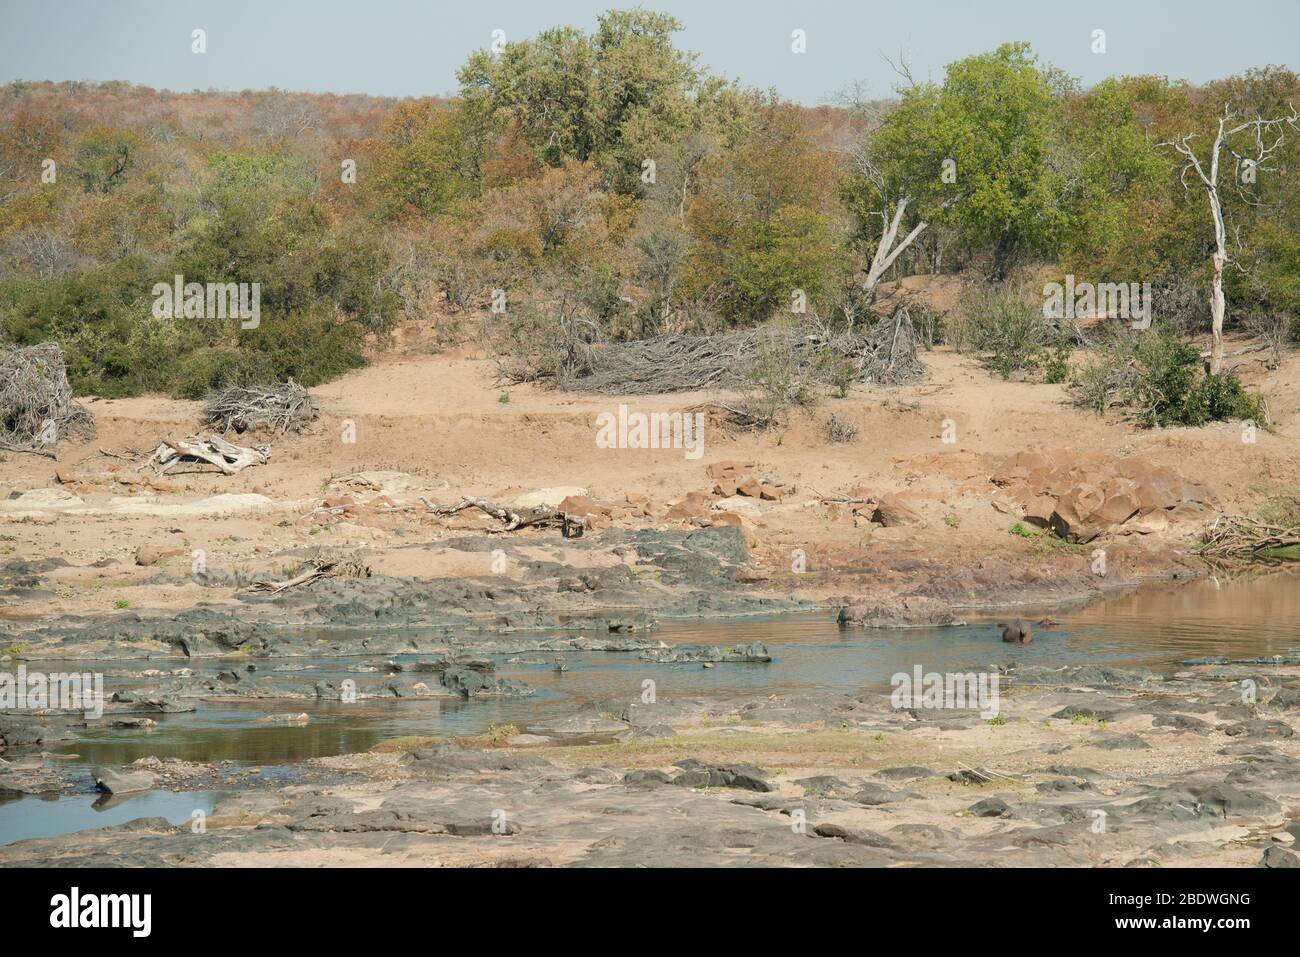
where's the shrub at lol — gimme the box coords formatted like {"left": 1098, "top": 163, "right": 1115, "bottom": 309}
{"left": 824, "top": 413, "right": 858, "bottom": 443}
{"left": 1070, "top": 328, "right": 1266, "bottom": 427}
{"left": 955, "top": 282, "right": 1067, "bottom": 379}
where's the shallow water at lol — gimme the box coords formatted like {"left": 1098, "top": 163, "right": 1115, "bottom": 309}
{"left": 6, "top": 571, "right": 1298, "bottom": 846}
{"left": 0, "top": 789, "right": 218, "bottom": 847}
{"left": 44, "top": 570, "right": 1300, "bottom": 767}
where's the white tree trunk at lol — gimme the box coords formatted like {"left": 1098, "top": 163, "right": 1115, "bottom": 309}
{"left": 863, "top": 197, "right": 928, "bottom": 301}
{"left": 1206, "top": 123, "right": 1228, "bottom": 375}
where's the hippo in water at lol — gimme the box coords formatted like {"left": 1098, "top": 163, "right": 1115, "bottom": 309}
{"left": 999, "top": 619, "right": 1033, "bottom": 644}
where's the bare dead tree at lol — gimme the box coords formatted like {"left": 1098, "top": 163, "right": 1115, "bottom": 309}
{"left": 1160, "top": 103, "right": 1299, "bottom": 374}
{"left": 837, "top": 64, "right": 952, "bottom": 304}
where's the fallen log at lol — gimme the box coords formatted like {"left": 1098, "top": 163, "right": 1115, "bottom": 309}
{"left": 141, "top": 435, "right": 270, "bottom": 476}
{"left": 420, "top": 496, "right": 584, "bottom": 537}
{"left": 247, "top": 558, "right": 372, "bottom": 594}
{"left": 0, "top": 440, "right": 57, "bottom": 459}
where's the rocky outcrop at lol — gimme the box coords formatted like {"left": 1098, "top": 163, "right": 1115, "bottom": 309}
{"left": 991, "top": 448, "right": 1215, "bottom": 543}
{"left": 639, "top": 641, "right": 771, "bottom": 663}
{"left": 91, "top": 766, "right": 156, "bottom": 795}
{"left": 836, "top": 596, "right": 960, "bottom": 628}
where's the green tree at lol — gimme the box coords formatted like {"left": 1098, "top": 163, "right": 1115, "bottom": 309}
{"left": 865, "top": 43, "right": 1065, "bottom": 279}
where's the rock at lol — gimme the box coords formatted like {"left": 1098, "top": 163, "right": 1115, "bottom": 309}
{"left": 506, "top": 734, "right": 551, "bottom": 746}
{"left": 969, "top": 797, "right": 1011, "bottom": 818}
{"left": 708, "top": 512, "right": 757, "bottom": 547}
{"left": 665, "top": 492, "right": 713, "bottom": 521}
{"left": 91, "top": 766, "right": 156, "bottom": 795}
{"left": 134, "top": 544, "right": 185, "bottom": 566}
{"left": 838, "top": 596, "right": 958, "bottom": 627}
{"left": 573, "top": 767, "right": 620, "bottom": 784}
{"left": 1260, "top": 846, "right": 1300, "bottom": 868}
{"left": 813, "top": 823, "right": 894, "bottom": 848}
{"left": 671, "top": 759, "right": 772, "bottom": 792}
{"left": 1051, "top": 705, "right": 1121, "bottom": 722}
{"left": 851, "top": 783, "right": 903, "bottom": 805}
{"left": 706, "top": 460, "right": 755, "bottom": 481}
{"left": 992, "top": 447, "right": 1216, "bottom": 541}
{"left": 713, "top": 496, "right": 762, "bottom": 518}
{"left": 616, "top": 724, "right": 677, "bottom": 741}
{"left": 440, "top": 668, "right": 515, "bottom": 698}
{"left": 557, "top": 495, "right": 608, "bottom": 519}
{"left": 622, "top": 769, "right": 673, "bottom": 788}
{"left": 873, "top": 494, "right": 923, "bottom": 527}
{"left": 0, "top": 488, "right": 86, "bottom": 517}
{"left": 531, "top": 714, "right": 628, "bottom": 735}
{"left": 794, "top": 775, "right": 856, "bottom": 798}
{"left": 1222, "top": 719, "right": 1294, "bottom": 739}
{"left": 948, "top": 768, "right": 996, "bottom": 784}
{"left": 876, "top": 766, "right": 936, "bottom": 781}
{"left": 514, "top": 487, "right": 589, "bottom": 509}
{"left": 639, "top": 641, "right": 771, "bottom": 663}
{"left": 1090, "top": 733, "right": 1151, "bottom": 751}
{"left": 109, "top": 717, "right": 157, "bottom": 730}
{"left": 1152, "top": 713, "right": 1210, "bottom": 732}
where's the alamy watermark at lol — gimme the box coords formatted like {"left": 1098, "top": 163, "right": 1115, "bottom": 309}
{"left": 890, "top": 665, "right": 1000, "bottom": 719}
{"left": 152, "top": 274, "right": 260, "bottom": 329}
{"left": 1043, "top": 275, "right": 1151, "bottom": 329}
{"left": 1, "top": 665, "right": 104, "bottom": 718}
{"left": 595, "top": 404, "right": 705, "bottom": 460}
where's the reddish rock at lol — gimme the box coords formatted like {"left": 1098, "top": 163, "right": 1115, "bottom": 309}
{"left": 665, "top": 492, "right": 712, "bottom": 521}
{"left": 558, "top": 495, "right": 606, "bottom": 518}
{"left": 873, "top": 494, "right": 923, "bottom": 527}
{"left": 134, "top": 544, "right": 183, "bottom": 567}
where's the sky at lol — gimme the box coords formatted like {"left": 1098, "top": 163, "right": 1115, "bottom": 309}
{"left": 3, "top": 0, "right": 1298, "bottom": 104}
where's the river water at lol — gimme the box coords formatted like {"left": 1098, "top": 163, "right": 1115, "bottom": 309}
{"left": 3, "top": 570, "right": 1297, "bottom": 846}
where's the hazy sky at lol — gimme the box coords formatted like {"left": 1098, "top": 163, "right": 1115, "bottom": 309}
{"left": 3, "top": 0, "right": 1297, "bottom": 103}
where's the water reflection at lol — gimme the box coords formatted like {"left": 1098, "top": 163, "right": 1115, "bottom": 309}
{"left": 34, "top": 570, "right": 1300, "bottom": 768}
{"left": 0, "top": 789, "right": 218, "bottom": 846}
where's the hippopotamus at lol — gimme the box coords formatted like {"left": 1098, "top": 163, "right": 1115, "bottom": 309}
{"left": 999, "top": 619, "right": 1033, "bottom": 644}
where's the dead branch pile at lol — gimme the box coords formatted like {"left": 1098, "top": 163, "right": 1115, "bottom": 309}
{"left": 201, "top": 379, "right": 318, "bottom": 434}
{"left": 1201, "top": 514, "right": 1300, "bottom": 559}
{"left": 421, "top": 496, "right": 584, "bottom": 537}
{"left": 140, "top": 435, "right": 271, "bottom": 475}
{"left": 247, "top": 558, "right": 372, "bottom": 594}
{"left": 0, "top": 342, "right": 94, "bottom": 456}
{"left": 561, "top": 329, "right": 763, "bottom": 393}
{"left": 555, "top": 311, "right": 925, "bottom": 395}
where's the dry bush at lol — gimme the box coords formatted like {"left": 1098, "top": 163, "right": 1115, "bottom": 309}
{"left": 201, "top": 379, "right": 319, "bottom": 434}
{"left": 0, "top": 342, "right": 94, "bottom": 453}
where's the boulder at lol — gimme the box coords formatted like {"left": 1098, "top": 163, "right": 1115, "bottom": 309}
{"left": 91, "top": 766, "right": 156, "bottom": 795}
{"left": 665, "top": 491, "right": 712, "bottom": 521}
{"left": 134, "top": 544, "right": 184, "bottom": 567}
{"left": 872, "top": 494, "right": 923, "bottom": 527}
{"left": 671, "top": 759, "right": 772, "bottom": 792}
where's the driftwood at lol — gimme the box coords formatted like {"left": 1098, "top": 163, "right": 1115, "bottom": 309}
{"left": 421, "top": 496, "right": 584, "bottom": 537}
{"left": 247, "top": 558, "right": 372, "bottom": 594}
{"left": 141, "top": 435, "right": 270, "bottom": 476}
{"left": 0, "top": 440, "right": 57, "bottom": 459}
{"left": 1201, "top": 513, "right": 1300, "bottom": 559}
